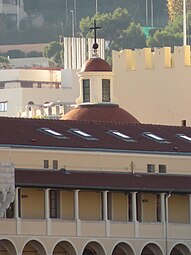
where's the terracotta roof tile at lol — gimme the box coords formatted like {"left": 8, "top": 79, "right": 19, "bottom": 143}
{"left": 61, "top": 104, "right": 140, "bottom": 123}
{"left": 81, "top": 58, "right": 112, "bottom": 72}
{"left": 0, "top": 117, "right": 191, "bottom": 153}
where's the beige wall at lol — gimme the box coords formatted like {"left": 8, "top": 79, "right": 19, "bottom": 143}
{"left": 5, "top": 147, "right": 191, "bottom": 175}
{"left": 60, "top": 191, "right": 74, "bottom": 219}
{"left": 112, "top": 45, "right": 191, "bottom": 126}
{"left": 169, "top": 194, "right": 189, "bottom": 223}
{"left": 21, "top": 188, "right": 44, "bottom": 219}
{"left": 79, "top": 191, "right": 101, "bottom": 220}
{"left": 141, "top": 193, "right": 156, "bottom": 222}
{"left": 17, "top": 187, "right": 191, "bottom": 225}
{"left": 112, "top": 192, "right": 127, "bottom": 221}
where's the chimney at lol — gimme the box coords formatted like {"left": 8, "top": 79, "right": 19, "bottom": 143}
{"left": 182, "top": 120, "right": 187, "bottom": 127}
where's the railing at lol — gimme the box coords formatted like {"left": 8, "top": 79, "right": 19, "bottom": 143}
{"left": 0, "top": 218, "right": 190, "bottom": 239}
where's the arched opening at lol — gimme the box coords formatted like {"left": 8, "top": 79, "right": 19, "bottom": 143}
{"left": 170, "top": 244, "right": 190, "bottom": 255}
{"left": 22, "top": 240, "right": 46, "bottom": 255}
{"left": 82, "top": 241, "right": 105, "bottom": 255}
{"left": 52, "top": 241, "right": 76, "bottom": 255}
{"left": 112, "top": 242, "right": 134, "bottom": 255}
{"left": 141, "top": 243, "right": 163, "bottom": 255}
{"left": 0, "top": 239, "right": 17, "bottom": 255}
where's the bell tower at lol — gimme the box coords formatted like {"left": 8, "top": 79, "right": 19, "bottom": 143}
{"left": 76, "top": 20, "right": 117, "bottom": 106}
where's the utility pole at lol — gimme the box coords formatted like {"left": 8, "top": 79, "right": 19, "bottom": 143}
{"left": 16, "top": 0, "right": 20, "bottom": 30}
{"left": 73, "top": 0, "right": 76, "bottom": 37}
{"left": 70, "top": 10, "right": 74, "bottom": 38}
{"left": 183, "top": 0, "right": 187, "bottom": 45}
{"left": 145, "top": 0, "right": 148, "bottom": 27}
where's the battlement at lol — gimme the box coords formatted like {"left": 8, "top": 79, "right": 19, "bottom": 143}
{"left": 113, "top": 45, "right": 191, "bottom": 71}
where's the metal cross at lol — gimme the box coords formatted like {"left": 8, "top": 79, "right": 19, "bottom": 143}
{"left": 90, "top": 20, "right": 101, "bottom": 45}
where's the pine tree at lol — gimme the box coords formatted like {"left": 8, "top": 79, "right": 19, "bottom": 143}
{"left": 167, "top": 0, "right": 191, "bottom": 20}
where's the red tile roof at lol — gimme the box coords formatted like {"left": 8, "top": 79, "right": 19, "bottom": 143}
{"left": 15, "top": 169, "right": 191, "bottom": 193}
{"left": 1, "top": 117, "right": 191, "bottom": 154}
{"left": 81, "top": 57, "right": 112, "bottom": 72}
{"left": 61, "top": 104, "right": 140, "bottom": 123}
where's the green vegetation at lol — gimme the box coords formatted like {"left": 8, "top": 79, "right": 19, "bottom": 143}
{"left": 79, "top": 8, "right": 146, "bottom": 62}
{"left": 0, "top": 56, "right": 10, "bottom": 69}
{"left": 1, "top": 0, "right": 189, "bottom": 65}
{"left": 0, "top": 0, "right": 167, "bottom": 45}
{"left": 43, "top": 41, "right": 63, "bottom": 67}
{"left": 147, "top": 13, "right": 191, "bottom": 48}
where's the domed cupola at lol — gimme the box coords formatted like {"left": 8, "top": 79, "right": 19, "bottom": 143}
{"left": 61, "top": 20, "right": 140, "bottom": 124}
{"left": 76, "top": 20, "right": 117, "bottom": 106}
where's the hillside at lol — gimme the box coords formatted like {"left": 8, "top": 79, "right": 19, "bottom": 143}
{"left": 0, "top": 0, "right": 168, "bottom": 45}
{"left": 23, "top": 0, "right": 168, "bottom": 28}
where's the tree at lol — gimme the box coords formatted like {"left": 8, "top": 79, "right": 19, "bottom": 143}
{"left": 43, "top": 41, "right": 63, "bottom": 67}
{"left": 119, "top": 22, "right": 146, "bottom": 50}
{"left": 0, "top": 56, "right": 10, "bottom": 69}
{"left": 147, "top": 14, "right": 186, "bottom": 48}
{"left": 167, "top": 0, "right": 191, "bottom": 20}
{"left": 79, "top": 8, "right": 146, "bottom": 61}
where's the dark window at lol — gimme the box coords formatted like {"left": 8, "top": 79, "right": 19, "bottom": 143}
{"left": 156, "top": 194, "right": 161, "bottom": 222}
{"left": 44, "top": 160, "right": 49, "bottom": 169}
{"left": 107, "top": 192, "right": 112, "bottom": 220}
{"left": 102, "top": 79, "right": 110, "bottom": 102}
{"left": 49, "top": 190, "right": 60, "bottom": 218}
{"left": 159, "top": 164, "right": 166, "bottom": 173}
{"left": 101, "top": 192, "right": 104, "bottom": 220}
{"left": 128, "top": 193, "right": 132, "bottom": 221}
{"left": 83, "top": 79, "right": 90, "bottom": 102}
{"left": 137, "top": 193, "right": 142, "bottom": 222}
{"left": 53, "top": 160, "right": 58, "bottom": 170}
{"left": 147, "top": 164, "right": 155, "bottom": 173}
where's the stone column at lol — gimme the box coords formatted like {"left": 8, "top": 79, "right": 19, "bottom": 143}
{"left": 132, "top": 192, "right": 139, "bottom": 237}
{"left": 45, "top": 188, "right": 51, "bottom": 235}
{"left": 14, "top": 187, "right": 19, "bottom": 219}
{"left": 103, "top": 190, "right": 110, "bottom": 237}
{"left": 160, "top": 193, "right": 165, "bottom": 223}
{"left": 132, "top": 192, "right": 137, "bottom": 222}
{"left": 74, "top": 189, "right": 81, "bottom": 236}
{"left": 15, "top": 187, "right": 21, "bottom": 234}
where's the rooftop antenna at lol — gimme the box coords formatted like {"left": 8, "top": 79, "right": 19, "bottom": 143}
{"left": 90, "top": 20, "right": 101, "bottom": 56}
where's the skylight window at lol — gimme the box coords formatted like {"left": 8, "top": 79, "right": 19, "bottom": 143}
{"left": 108, "top": 130, "right": 136, "bottom": 142}
{"left": 177, "top": 134, "right": 191, "bottom": 143}
{"left": 38, "top": 127, "right": 67, "bottom": 139}
{"left": 142, "top": 132, "right": 169, "bottom": 144}
{"left": 68, "top": 128, "right": 97, "bottom": 140}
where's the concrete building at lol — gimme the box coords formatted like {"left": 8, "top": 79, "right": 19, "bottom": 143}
{"left": 0, "top": 0, "right": 26, "bottom": 27}
{"left": 0, "top": 68, "right": 64, "bottom": 118}
{"left": 0, "top": 44, "right": 190, "bottom": 255}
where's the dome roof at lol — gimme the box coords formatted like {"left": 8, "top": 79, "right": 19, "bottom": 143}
{"left": 61, "top": 104, "right": 140, "bottom": 124}
{"left": 81, "top": 57, "right": 112, "bottom": 72}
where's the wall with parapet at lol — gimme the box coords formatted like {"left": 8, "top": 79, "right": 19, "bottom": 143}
{"left": 112, "top": 45, "right": 191, "bottom": 126}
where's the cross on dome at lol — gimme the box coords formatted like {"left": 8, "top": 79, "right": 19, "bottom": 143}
{"left": 90, "top": 20, "right": 101, "bottom": 55}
